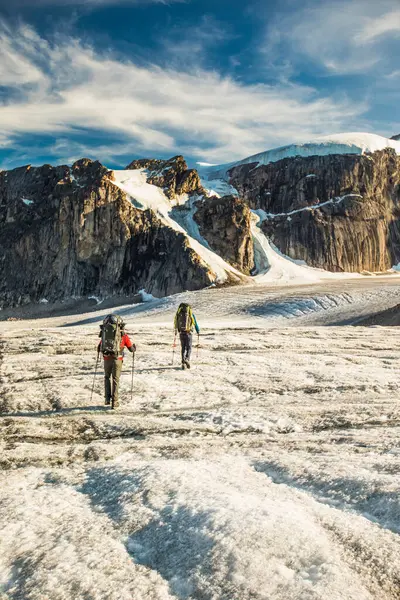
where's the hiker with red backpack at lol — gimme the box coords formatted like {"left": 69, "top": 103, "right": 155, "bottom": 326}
{"left": 97, "top": 314, "right": 136, "bottom": 409}
{"left": 174, "top": 303, "right": 200, "bottom": 370}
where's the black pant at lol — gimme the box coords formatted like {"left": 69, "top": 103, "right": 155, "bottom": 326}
{"left": 180, "top": 333, "right": 192, "bottom": 362}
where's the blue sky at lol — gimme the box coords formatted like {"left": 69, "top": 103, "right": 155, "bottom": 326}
{"left": 0, "top": 0, "right": 399, "bottom": 169}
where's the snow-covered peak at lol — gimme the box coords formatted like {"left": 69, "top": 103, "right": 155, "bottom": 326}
{"left": 110, "top": 169, "right": 246, "bottom": 285}
{"left": 202, "top": 132, "right": 400, "bottom": 180}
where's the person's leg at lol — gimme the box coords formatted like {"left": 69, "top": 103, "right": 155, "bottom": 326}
{"left": 112, "top": 359, "right": 123, "bottom": 408}
{"left": 186, "top": 334, "right": 193, "bottom": 362}
{"left": 104, "top": 360, "right": 112, "bottom": 405}
{"left": 180, "top": 333, "right": 186, "bottom": 364}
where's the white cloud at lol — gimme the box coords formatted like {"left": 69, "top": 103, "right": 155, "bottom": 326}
{"left": 0, "top": 24, "right": 45, "bottom": 85}
{"left": 356, "top": 9, "right": 400, "bottom": 43}
{"left": 265, "top": 0, "right": 400, "bottom": 75}
{"left": 386, "top": 70, "right": 400, "bottom": 79}
{"left": 0, "top": 23, "right": 365, "bottom": 166}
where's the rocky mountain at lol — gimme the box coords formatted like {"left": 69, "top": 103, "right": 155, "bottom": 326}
{"left": 0, "top": 158, "right": 215, "bottom": 309}
{"left": 391, "top": 134, "right": 400, "bottom": 141}
{"left": 1, "top": 133, "right": 400, "bottom": 309}
{"left": 126, "top": 155, "right": 205, "bottom": 199}
{"left": 193, "top": 195, "right": 254, "bottom": 274}
{"left": 226, "top": 148, "right": 400, "bottom": 272}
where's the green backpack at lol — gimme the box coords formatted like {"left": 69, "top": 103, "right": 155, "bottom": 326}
{"left": 177, "top": 304, "right": 193, "bottom": 333}
{"left": 100, "top": 314, "right": 124, "bottom": 356}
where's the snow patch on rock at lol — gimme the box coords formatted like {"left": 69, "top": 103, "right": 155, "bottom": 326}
{"left": 250, "top": 212, "right": 360, "bottom": 284}
{"left": 110, "top": 169, "right": 245, "bottom": 285}
{"left": 139, "top": 289, "right": 156, "bottom": 303}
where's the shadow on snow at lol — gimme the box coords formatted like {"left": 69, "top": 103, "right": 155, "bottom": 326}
{"left": 79, "top": 466, "right": 216, "bottom": 600}
{"left": 253, "top": 461, "right": 400, "bottom": 535}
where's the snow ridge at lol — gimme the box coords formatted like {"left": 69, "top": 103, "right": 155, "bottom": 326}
{"left": 202, "top": 132, "right": 400, "bottom": 180}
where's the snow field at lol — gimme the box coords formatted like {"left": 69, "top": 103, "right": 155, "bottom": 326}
{"left": 79, "top": 458, "right": 395, "bottom": 600}
{"left": 0, "top": 470, "right": 174, "bottom": 600}
{"left": 200, "top": 177, "right": 239, "bottom": 198}
{"left": 0, "top": 282, "right": 400, "bottom": 599}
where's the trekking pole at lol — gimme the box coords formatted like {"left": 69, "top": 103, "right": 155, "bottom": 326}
{"left": 131, "top": 351, "right": 135, "bottom": 403}
{"left": 172, "top": 333, "right": 177, "bottom": 366}
{"left": 196, "top": 333, "right": 200, "bottom": 360}
{"left": 90, "top": 350, "right": 100, "bottom": 403}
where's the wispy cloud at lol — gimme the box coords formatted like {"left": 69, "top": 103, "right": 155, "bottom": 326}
{"left": 0, "top": 22, "right": 365, "bottom": 167}
{"left": 158, "top": 15, "right": 235, "bottom": 70}
{"left": 356, "top": 8, "right": 400, "bottom": 43}
{"left": 265, "top": 0, "right": 400, "bottom": 75}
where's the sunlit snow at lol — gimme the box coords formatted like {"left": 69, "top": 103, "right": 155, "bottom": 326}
{"left": 202, "top": 132, "right": 400, "bottom": 180}
{"left": 0, "top": 278, "right": 400, "bottom": 600}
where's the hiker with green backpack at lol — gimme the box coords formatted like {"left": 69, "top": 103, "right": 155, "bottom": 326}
{"left": 174, "top": 303, "right": 200, "bottom": 370}
{"left": 97, "top": 314, "right": 136, "bottom": 409}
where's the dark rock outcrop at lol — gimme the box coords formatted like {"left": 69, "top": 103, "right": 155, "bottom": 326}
{"left": 391, "top": 134, "right": 400, "bottom": 141}
{"left": 126, "top": 155, "right": 205, "bottom": 199}
{"left": 227, "top": 149, "right": 400, "bottom": 272}
{"left": 0, "top": 160, "right": 214, "bottom": 308}
{"left": 194, "top": 196, "right": 255, "bottom": 274}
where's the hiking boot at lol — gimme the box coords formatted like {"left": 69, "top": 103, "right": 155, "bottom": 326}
{"left": 181, "top": 362, "right": 185, "bottom": 370}
{"left": 111, "top": 400, "right": 119, "bottom": 409}
{"left": 185, "top": 360, "right": 191, "bottom": 369}
{"left": 105, "top": 398, "right": 111, "bottom": 406}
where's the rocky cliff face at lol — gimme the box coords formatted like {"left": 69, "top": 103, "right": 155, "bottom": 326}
{"left": 126, "top": 155, "right": 205, "bottom": 199}
{"left": 227, "top": 149, "right": 400, "bottom": 272}
{"left": 124, "top": 155, "right": 254, "bottom": 277}
{"left": 2, "top": 145, "right": 400, "bottom": 309}
{"left": 193, "top": 195, "right": 254, "bottom": 274}
{"left": 0, "top": 159, "right": 213, "bottom": 308}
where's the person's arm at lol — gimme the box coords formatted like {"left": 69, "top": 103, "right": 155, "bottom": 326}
{"left": 192, "top": 314, "right": 200, "bottom": 335}
{"left": 123, "top": 334, "right": 136, "bottom": 353}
